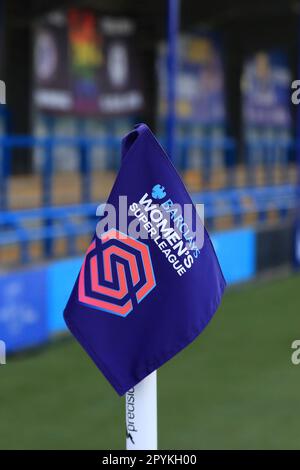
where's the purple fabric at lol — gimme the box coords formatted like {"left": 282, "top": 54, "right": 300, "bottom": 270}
{"left": 64, "top": 124, "right": 226, "bottom": 395}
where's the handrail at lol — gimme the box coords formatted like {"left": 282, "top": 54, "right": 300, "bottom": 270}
{"left": 0, "top": 184, "right": 296, "bottom": 264}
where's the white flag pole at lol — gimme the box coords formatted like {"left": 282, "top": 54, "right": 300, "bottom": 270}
{"left": 125, "top": 371, "right": 157, "bottom": 450}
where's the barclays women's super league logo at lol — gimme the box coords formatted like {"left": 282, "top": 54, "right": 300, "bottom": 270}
{"left": 0, "top": 80, "right": 6, "bottom": 104}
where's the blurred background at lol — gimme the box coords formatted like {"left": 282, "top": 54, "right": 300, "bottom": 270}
{"left": 0, "top": 0, "right": 300, "bottom": 449}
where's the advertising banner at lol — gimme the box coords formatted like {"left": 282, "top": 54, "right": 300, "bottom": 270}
{"left": 68, "top": 9, "right": 102, "bottom": 114}
{"left": 97, "top": 16, "right": 144, "bottom": 115}
{"left": 33, "top": 11, "right": 144, "bottom": 116}
{"left": 33, "top": 12, "right": 72, "bottom": 112}
{"left": 241, "top": 50, "right": 291, "bottom": 128}
{"left": 157, "top": 33, "right": 225, "bottom": 125}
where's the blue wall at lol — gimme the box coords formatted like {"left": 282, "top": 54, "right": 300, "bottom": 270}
{"left": 211, "top": 228, "right": 256, "bottom": 284}
{"left": 47, "top": 257, "right": 82, "bottom": 333}
{"left": 0, "top": 227, "right": 256, "bottom": 353}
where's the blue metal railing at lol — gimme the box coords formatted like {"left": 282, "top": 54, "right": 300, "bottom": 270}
{"left": 0, "top": 133, "right": 299, "bottom": 265}
{"left": 0, "top": 135, "right": 121, "bottom": 208}
{"left": 1, "top": 134, "right": 296, "bottom": 211}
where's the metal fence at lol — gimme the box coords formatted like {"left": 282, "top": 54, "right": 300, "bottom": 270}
{"left": 0, "top": 134, "right": 299, "bottom": 265}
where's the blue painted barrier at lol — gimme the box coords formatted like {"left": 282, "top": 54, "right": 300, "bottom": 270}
{"left": 0, "top": 267, "right": 48, "bottom": 352}
{"left": 211, "top": 228, "right": 256, "bottom": 284}
{"left": 47, "top": 257, "right": 82, "bottom": 333}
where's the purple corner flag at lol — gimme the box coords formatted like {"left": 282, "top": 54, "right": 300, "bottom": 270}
{"left": 64, "top": 124, "right": 226, "bottom": 396}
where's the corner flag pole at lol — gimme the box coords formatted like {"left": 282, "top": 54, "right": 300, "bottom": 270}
{"left": 125, "top": 0, "right": 180, "bottom": 451}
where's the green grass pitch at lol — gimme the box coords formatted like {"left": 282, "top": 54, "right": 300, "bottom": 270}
{"left": 1, "top": 274, "right": 300, "bottom": 449}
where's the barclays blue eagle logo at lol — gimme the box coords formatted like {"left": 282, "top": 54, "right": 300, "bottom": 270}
{"left": 152, "top": 184, "right": 166, "bottom": 200}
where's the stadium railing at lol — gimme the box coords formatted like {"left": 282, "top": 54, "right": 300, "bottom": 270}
{"left": 0, "top": 134, "right": 296, "bottom": 208}
{"left": 0, "top": 185, "right": 297, "bottom": 265}
{"left": 0, "top": 134, "right": 299, "bottom": 265}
